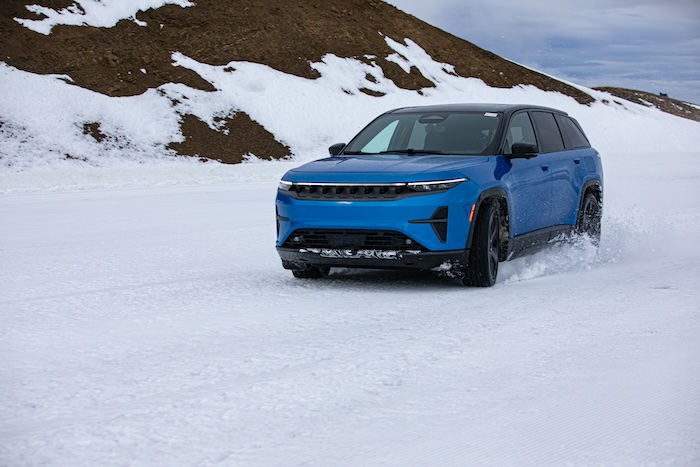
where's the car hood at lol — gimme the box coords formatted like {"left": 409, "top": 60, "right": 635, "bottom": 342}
{"left": 283, "top": 154, "right": 491, "bottom": 183}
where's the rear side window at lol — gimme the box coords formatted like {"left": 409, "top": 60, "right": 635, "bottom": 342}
{"left": 556, "top": 115, "right": 591, "bottom": 149}
{"left": 531, "top": 111, "right": 565, "bottom": 153}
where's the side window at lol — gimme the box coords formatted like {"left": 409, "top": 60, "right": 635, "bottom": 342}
{"left": 556, "top": 115, "right": 591, "bottom": 149}
{"left": 532, "top": 111, "right": 565, "bottom": 153}
{"left": 505, "top": 112, "right": 537, "bottom": 153}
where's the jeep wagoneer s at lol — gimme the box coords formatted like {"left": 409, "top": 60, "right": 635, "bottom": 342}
{"left": 276, "top": 104, "right": 603, "bottom": 287}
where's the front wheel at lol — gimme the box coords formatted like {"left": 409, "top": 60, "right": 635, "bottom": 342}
{"left": 462, "top": 203, "right": 499, "bottom": 287}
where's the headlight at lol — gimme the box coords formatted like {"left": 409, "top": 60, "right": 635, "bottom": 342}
{"left": 278, "top": 180, "right": 293, "bottom": 191}
{"left": 406, "top": 178, "right": 467, "bottom": 192}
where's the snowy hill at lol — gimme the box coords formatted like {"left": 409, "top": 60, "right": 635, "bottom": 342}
{"left": 2, "top": 0, "right": 699, "bottom": 179}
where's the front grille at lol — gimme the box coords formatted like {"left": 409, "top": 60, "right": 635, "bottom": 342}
{"left": 285, "top": 184, "right": 411, "bottom": 200}
{"left": 282, "top": 229, "right": 427, "bottom": 251}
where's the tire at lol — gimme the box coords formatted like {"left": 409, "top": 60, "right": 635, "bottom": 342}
{"left": 462, "top": 202, "right": 499, "bottom": 287}
{"left": 291, "top": 266, "right": 330, "bottom": 279}
{"left": 577, "top": 191, "right": 602, "bottom": 245}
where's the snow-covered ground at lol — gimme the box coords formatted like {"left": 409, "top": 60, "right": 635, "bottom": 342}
{"left": 2, "top": 150, "right": 699, "bottom": 466}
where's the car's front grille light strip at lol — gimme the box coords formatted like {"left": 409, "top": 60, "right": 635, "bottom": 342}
{"left": 281, "top": 179, "right": 466, "bottom": 201}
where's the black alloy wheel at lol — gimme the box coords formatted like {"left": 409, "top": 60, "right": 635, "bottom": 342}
{"left": 463, "top": 203, "right": 499, "bottom": 287}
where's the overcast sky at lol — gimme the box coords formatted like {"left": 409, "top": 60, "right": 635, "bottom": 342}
{"left": 385, "top": 0, "right": 700, "bottom": 104}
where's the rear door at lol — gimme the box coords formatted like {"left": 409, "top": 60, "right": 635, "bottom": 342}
{"left": 502, "top": 111, "right": 552, "bottom": 236}
{"left": 531, "top": 111, "right": 579, "bottom": 227}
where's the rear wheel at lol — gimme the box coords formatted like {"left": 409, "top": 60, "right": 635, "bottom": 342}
{"left": 291, "top": 266, "right": 330, "bottom": 279}
{"left": 577, "top": 191, "right": 602, "bottom": 244}
{"left": 462, "top": 203, "right": 499, "bottom": 287}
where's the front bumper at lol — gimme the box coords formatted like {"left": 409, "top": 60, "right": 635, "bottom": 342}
{"left": 277, "top": 246, "right": 468, "bottom": 271}
{"left": 276, "top": 181, "right": 479, "bottom": 252}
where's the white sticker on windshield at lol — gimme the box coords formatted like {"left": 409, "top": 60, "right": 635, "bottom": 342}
{"left": 484, "top": 112, "right": 498, "bottom": 117}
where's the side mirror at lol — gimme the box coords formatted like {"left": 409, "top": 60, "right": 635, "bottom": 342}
{"left": 328, "top": 143, "right": 346, "bottom": 156}
{"left": 508, "top": 142, "right": 539, "bottom": 159}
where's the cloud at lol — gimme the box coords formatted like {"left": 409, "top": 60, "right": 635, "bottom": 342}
{"left": 385, "top": 0, "right": 700, "bottom": 103}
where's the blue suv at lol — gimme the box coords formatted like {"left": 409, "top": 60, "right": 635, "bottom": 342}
{"left": 276, "top": 104, "right": 603, "bottom": 286}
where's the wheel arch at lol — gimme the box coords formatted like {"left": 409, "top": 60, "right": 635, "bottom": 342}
{"left": 578, "top": 179, "right": 603, "bottom": 214}
{"left": 466, "top": 187, "right": 511, "bottom": 261}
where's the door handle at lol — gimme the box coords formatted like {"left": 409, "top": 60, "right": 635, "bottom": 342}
{"left": 574, "top": 158, "right": 581, "bottom": 164}
{"left": 541, "top": 165, "right": 549, "bottom": 172}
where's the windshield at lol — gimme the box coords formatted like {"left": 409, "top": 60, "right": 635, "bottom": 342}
{"left": 343, "top": 111, "right": 502, "bottom": 156}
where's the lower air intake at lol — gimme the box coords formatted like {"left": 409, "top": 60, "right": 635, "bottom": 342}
{"left": 282, "top": 229, "right": 426, "bottom": 251}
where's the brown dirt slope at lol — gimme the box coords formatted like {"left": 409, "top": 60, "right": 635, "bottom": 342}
{"left": 594, "top": 87, "right": 700, "bottom": 123}
{"left": 2, "top": 0, "right": 598, "bottom": 162}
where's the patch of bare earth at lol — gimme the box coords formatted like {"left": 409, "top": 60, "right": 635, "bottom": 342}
{"left": 594, "top": 87, "right": 700, "bottom": 123}
{"left": 168, "top": 113, "right": 291, "bottom": 163}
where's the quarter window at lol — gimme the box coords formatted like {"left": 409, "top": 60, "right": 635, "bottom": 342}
{"left": 556, "top": 115, "right": 590, "bottom": 149}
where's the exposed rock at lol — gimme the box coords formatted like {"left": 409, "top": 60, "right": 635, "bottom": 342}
{"left": 594, "top": 87, "right": 700, "bottom": 122}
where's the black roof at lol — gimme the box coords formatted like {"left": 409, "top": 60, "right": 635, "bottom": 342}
{"left": 388, "top": 103, "right": 568, "bottom": 117}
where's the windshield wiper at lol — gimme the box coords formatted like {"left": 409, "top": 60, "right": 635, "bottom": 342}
{"left": 378, "top": 149, "right": 446, "bottom": 155}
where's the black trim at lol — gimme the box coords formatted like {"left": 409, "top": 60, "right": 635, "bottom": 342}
{"left": 408, "top": 206, "right": 448, "bottom": 243}
{"left": 281, "top": 229, "right": 427, "bottom": 251}
{"left": 277, "top": 247, "right": 468, "bottom": 270}
{"left": 509, "top": 225, "right": 576, "bottom": 258}
{"left": 281, "top": 183, "right": 413, "bottom": 201}
{"left": 580, "top": 179, "right": 602, "bottom": 202}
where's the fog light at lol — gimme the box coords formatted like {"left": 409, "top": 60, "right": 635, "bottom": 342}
{"left": 405, "top": 238, "right": 414, "bottom": 245}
